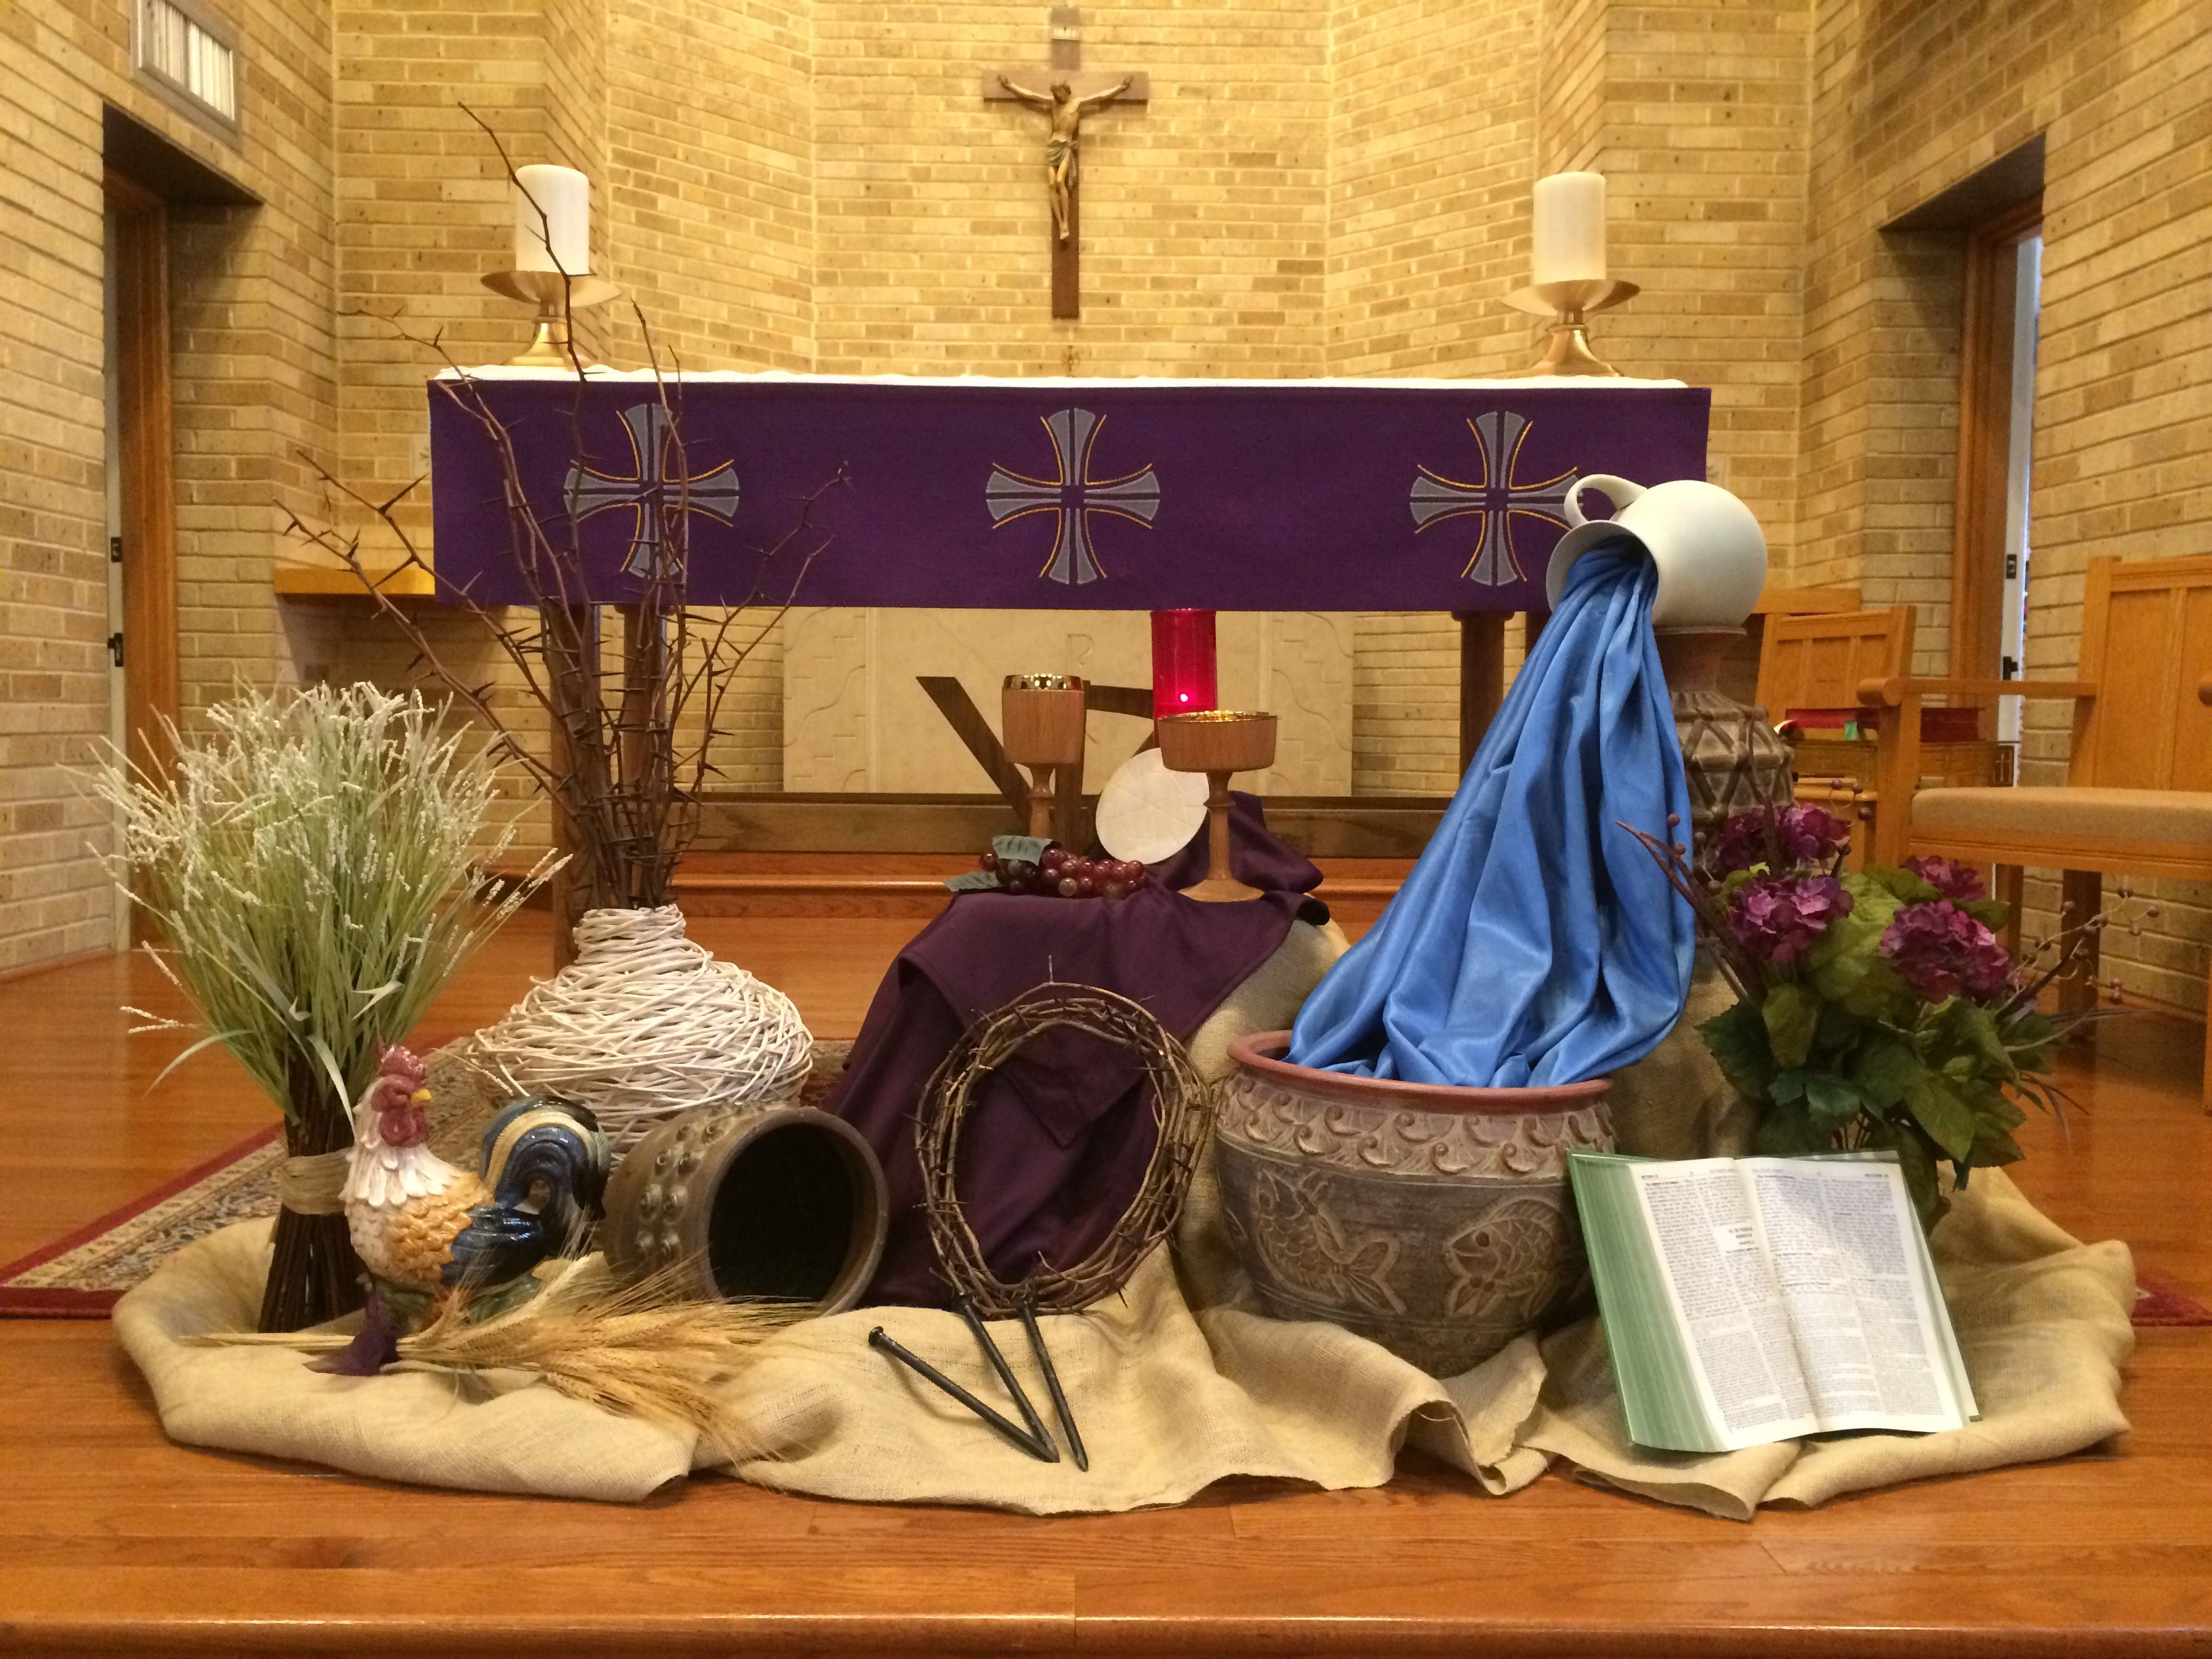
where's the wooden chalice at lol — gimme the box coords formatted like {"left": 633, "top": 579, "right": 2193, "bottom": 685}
{"left": 1001, "top": 674, "right": 1088, "bottom": 840}
{"left": 1157, "top": 710, "right": 1277, "bottom": 903}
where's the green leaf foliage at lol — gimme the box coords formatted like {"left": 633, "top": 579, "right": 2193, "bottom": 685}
{"left": 1961, "top": 897, "right": 2013, "bottom": 932}
{"left": 1751, "top": 1095, "right": 1836, "bottom": 1158}
{"left": 1685, "top": 848, "right": 2063, "bottom": 1240}
{"left": 1763, "top": 1067, "right": 1865, "bottom": 1128}
{"left": 1854, "top": 1036, "right": 1929, "bottom": 1115}
{"left": 1699, "top": 1000, "right": 1774, "bottom": 1102}
{"left": 2001, "top": 1008, "right": 2064, "bottom": 1075}
{"left": 1815, "top": 996, "right": 1863, "bottom": 1052}
{"left": 1800, "top": 1071, "right": 1866, "bottom": 1127}
{"left": 1904, "top": 1070, "right": 1978, "bottom": 1162}
{"left": 1866, "top": 865, "right": 1940, "bottom": 906}
{"left": 1966, "top": 1090, "right": 2028, "bottom": 1170}
{"left": 1941, "top": 998, "right": 2019, "bottom": 1082}
{"left": 1864, "top": 1117, "right": 1948, "bottom": 1229}
{"left": 1762, "top": 982, "right": 1820, "bottom": 1070}
{"left": 1803, "top": 873, "right": 1906, "bottom": 1016}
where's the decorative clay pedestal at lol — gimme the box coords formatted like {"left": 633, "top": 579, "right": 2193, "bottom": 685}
{"left": 1605, "top": 625, "right": 1793, "bottom": 1161}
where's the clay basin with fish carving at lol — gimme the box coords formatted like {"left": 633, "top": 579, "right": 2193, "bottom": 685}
{"left": 1213, "top": 1031, "right": 1614, "bottom": 1377}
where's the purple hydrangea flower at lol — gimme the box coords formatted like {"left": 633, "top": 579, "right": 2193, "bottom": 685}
{"left": 1707, "top": 804, "right": 1852, "bottom": 877}
{"left": 1726, "top": 873, "right": 1853, "bottom": 966}
{"left": 1706, "top": 813, "right": 1767, "bottom": 877}
{"left": 1900, "top": 853, "right": 1988, "bottom": 903}
{"left": 1775, "top": 803, "right": 1853, "bottom": 867}
{"left": 1879, "top": 900, "right": 2012, "bottom": 1002}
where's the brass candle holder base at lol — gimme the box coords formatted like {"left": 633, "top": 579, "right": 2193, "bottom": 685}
{"left": 1499, "top": 277, "right": 1639, "bottom": 378}
{"left": 1002, "top": 674, "right": 1089, "bottom": 842}
{"left": 482, "top": 269, "right": 621, "bottom": 369}
{"left": 1157, "top": 710, "right": 1277, "bottom": 903}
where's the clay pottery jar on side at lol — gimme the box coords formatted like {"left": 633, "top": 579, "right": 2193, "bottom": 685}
{"left": 602, "top": 1103, "right": 889, "bottom": 1313}
{"left": 1214, "top": 1031, "right": 1614, "bottom": 1376}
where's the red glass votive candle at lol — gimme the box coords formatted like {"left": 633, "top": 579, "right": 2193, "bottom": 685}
{"left": 1150, "top": 609, "right": 1218, "bottom": 720}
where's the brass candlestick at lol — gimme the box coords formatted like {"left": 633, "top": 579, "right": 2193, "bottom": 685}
{"left": 1156, "top": 710, "right": 1277, "bottom": 903}
{"left": 1500, "top": 276, "right": 1640, "bottom": 377}
{"left": 482, "top": 268, "right": 621, "bottom": 369}
{"left": 1002, "top": 674, "right": 1088, "bottom": 840}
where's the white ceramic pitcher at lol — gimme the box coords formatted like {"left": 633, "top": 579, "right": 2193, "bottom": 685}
{"left": 1544, "top": 474, "right": 1768, "bottom": 630}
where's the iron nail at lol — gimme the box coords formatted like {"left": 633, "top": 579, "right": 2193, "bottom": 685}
{"left": 867, "top": 1327, "right": 1057, "bottom": 1462}
{"left": 1017, "top": 1296, "right": 1088, "bottom": 1473}
{"left": 952, "top": 1293, "right": 1059, "bottom": 1463}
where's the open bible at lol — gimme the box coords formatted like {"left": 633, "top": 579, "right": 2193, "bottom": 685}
{"left": 1568, "top": 1153, "right": 1979, "bottom": 1454}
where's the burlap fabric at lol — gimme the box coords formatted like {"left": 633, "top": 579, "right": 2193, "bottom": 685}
{"left": 115, "top": 921, "right": 2135, "bottom": 1517}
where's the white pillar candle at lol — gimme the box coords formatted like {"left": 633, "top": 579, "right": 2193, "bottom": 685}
{"left": 1532, "top": 171, "right": 1606, "bottom": 287}
{"left": 513, "top": 163, "right": 590, "bottom": 275}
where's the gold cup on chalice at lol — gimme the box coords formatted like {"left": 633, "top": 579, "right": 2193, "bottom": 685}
{"left": 1001, "top": 674, "right": 1089, "bottom": 840}
{"left": 1156, "top": 710, "right": 1277, "bottom": 903}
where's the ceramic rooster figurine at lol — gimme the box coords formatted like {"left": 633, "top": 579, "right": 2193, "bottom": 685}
{"left": 342, "top": 1044, "right": 609, "bottom": 1323}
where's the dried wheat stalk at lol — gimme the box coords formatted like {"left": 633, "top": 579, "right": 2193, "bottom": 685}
{"left": 193, "top": 1257, "right": 810, "bottom": 1454}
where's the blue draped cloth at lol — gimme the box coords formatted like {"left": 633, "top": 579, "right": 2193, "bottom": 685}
{"left": 1286, "top": 541, "right": 1694, "bottom": 1086}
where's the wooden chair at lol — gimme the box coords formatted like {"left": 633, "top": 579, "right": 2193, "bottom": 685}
{"left": 1860, "top": 554, "right": 2212, "bottom": 1094}
{"left": 1755, "top": 606, "right": 1917, "bottom": 869}
{"left": 1757, "top": 604, "right": 1917, "bottom": 720}
{"left": 1721, "top": 581, "right": 1864, "bottom": 705}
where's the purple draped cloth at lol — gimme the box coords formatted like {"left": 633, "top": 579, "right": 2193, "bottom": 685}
{"left": 827, "top": 799, "right": 1323, "bottom": 1308}
{"left": 427, "top": 377, "right": 1711, "bottom": 612}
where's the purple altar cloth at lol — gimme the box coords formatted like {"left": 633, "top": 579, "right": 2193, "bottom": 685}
{"left": 826, "top": 800, "right": 1322, "bottom": 1308}
{"left": 427, "top": 373, "right": 1709, "bottom": 612}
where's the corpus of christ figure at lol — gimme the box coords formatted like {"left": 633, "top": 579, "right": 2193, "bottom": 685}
{"left": 984, "top": 7, "right": 1149, "bottom": 317}
{"left": 995, "top": 73, "right": 1134, "bottom": 244}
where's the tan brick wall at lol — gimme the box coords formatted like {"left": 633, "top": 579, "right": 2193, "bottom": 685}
{"left": 1538, "top": 0, "right": 1607, "bottom": 174}
{"left": 1597, "top": 3, "right": 1809, "bottom": 550}
{"left": 1330, "top": 0, "right": 1534, "bottom": 796}
{"left": 1334, "top": 0, "right": 1812, "bottom": 796}
{"left": 0, "top": 0, "right": 336, "bottom": 970}
{"left": 319, "top": 1, "right": 818, "bottom": 816}
{"left": 323, "top": 0, "right": 600, "bottom": 859}
{"left": 605, "top": 0, "right": 813, "bottom": 790}
{"left": 1798, "top": 0, "right": 2212, "bottom": 1015}
{"left": 607, "top": 0, "right": 810, "bottom": 373}
{"left": 815, "top": 1, "right": 1330, "bottom": 377}
{"left": 7, "top": 0, "right": 2211, "bottom": 1025}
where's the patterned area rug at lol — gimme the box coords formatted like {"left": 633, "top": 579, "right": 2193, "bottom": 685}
{"left": 0, "top": 1039, "right": 853, "bottom": 1318}
{"left": 2131, "top": 1272, "right": 2212, "bottom": 1328}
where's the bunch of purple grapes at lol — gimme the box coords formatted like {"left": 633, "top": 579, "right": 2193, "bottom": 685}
{"left": 978, "top": 842, "right": 1152, "bottom": 901}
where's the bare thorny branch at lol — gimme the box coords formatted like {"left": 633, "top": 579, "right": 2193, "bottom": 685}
{"left": 283, "top": 111, "right": 849, "bottom": 920}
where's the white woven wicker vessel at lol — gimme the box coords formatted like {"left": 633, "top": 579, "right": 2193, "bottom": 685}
{"left": 468, "top": 904, "right": 814, "bottom": 1155}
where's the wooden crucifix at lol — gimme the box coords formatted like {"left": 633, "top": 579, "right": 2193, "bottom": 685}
{"left": 983, "top": 6, "right": 1148, "bottom": 319}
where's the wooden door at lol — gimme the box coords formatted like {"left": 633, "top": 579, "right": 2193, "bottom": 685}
{"left": 1950, "top": 196, "right": 2042, "bottom": 728}
{"left": 103, "top": 171, "right": 180, "bottom": 784}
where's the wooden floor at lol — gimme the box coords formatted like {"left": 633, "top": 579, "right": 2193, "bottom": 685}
{"left": 2, "top": 907, "right": 2209, "bottom": 1656}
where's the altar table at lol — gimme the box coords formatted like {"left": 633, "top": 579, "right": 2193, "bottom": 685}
{"left": 428, "top": 370, "right": 1711, "bottom": 615}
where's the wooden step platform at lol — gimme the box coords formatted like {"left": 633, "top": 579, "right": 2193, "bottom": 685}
{"left": 0, "top": 916, "right": 2207, "bottom": 1655}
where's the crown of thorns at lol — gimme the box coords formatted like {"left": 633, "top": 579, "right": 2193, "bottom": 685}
{"left": 916, "top": 981, "right": 1208, "bottom": 1317}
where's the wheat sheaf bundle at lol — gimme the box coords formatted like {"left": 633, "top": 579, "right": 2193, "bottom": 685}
{"left": 193, "top": 1261, "right": 804, "bottom": 1451}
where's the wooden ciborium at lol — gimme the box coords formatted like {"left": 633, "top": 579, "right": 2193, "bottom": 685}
{"left": 1157, "top": 710, "right": 1277, "bottom": 903}
{"left": 1002, "top": 674, "right": 1088, "bottom": 839}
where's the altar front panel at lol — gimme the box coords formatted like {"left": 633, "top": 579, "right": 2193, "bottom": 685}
{"left": 428, "top": 375, "right": 1710, "bottom": 614}
{"left": 783, "top": 608, "right": 1352, "bottom": 795}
